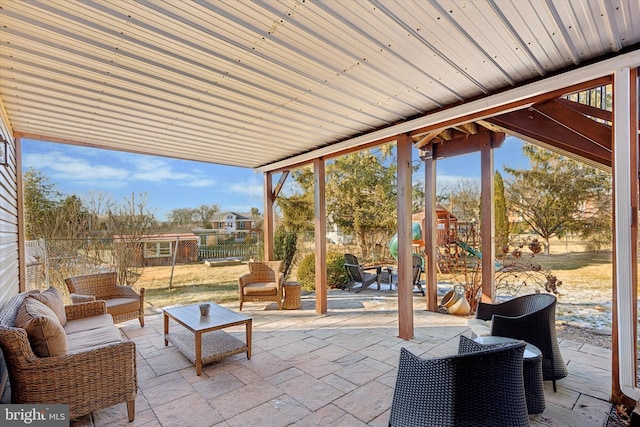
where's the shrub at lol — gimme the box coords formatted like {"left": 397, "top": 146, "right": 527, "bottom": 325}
{"left": 297, "top": 253, "right": 315, "bottom": 291}
{"left": 274, "top": 228, "right": 298, "bottom": 282}
{"left": 297, "top": 251, "right": 350, "bottom": 292}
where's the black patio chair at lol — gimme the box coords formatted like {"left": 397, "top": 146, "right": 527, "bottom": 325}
{"left": 476, "top": 292, "right": 568, "bottom": 391}
{"left": 411, "top": 254, "right": 425, "bottom": 296}
{"left": 344, "top": 253, "right": 381, "bottom": 293}
{"left": 389, "top": 336, "right": 529, "bottom": 427}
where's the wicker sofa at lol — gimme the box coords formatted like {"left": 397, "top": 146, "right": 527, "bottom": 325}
{"left": 0, "top": 289, "right": 137, "bottom": 421}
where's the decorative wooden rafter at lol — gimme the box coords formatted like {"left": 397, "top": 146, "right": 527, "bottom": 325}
{"left": 273, "top": 170, "right": 289, "bottom": 200}
{"left": 485, "top": 98, "right": 612, "bottom": 167}
{"left": 428, "top": 129, "right": 505, "bottom": 159}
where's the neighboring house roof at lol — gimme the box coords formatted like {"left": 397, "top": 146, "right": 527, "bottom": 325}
{"left": 211, "top": 212, "right": 254, "bottom": 221}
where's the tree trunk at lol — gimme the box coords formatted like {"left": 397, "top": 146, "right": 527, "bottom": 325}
{"left": 543, "top": 237, "right": 550, "bottom": 255}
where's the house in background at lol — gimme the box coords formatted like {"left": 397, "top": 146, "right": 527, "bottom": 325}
{"left": 210, "top": 212, "right": 261, "bottom": 240}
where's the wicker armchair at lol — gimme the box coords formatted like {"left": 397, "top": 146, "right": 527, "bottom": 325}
{"left": 389, "top": 337, "right": 529, "bottom": 427}
{"left": 65, "top": 272, "right": 145, "bottom": 327}
{"left": 0, "top": 292, "right": 137, "bottom": 421}
{"left": 238, "top": 261, "right": 284, "bottom": 310}
{"left": 476, "top": 293, "right": 568, "bottom": 391}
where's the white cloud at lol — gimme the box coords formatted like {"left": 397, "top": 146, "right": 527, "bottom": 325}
{"left": 24, "top": 149, "right": 217, "bottom": 190}
{"left": 437, "top": 174, "right": 480, "bottom": 187}
{"left": 24, "top": 151, "right": 130, "bottom": 189}
{"left": 226, "top": 178, "right": 263, "bottom": 197}
{"left": 188, "top": 178, "right": 216, "bottom": 187}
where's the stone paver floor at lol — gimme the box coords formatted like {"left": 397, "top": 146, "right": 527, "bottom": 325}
{"left": 71, "top": 290, "right": 614, "bottom": 426}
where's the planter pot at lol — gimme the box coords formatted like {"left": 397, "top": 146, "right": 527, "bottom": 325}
{"left": 440, "top": 286, "right": 470, "bottom": 315}
{"left": 440, "top": 290, "right": 459, "bottom": 308}
{"left": 448, "top": 294, "right": 470, "bottom": 315}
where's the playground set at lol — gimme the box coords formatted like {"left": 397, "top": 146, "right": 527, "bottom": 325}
{"left": 389, "top": 205, "right": 484, "bottom": 274}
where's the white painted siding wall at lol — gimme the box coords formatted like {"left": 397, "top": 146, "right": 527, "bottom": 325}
{"left": 0, "top": 107, "right": 19, "bottom": 395}
{"left": 0, "top": 113, "right": 19, "bottom": 304}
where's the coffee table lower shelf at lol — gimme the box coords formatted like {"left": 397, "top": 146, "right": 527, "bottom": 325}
{"left": 165, "top": 329, "right": 249, "bottom": 367}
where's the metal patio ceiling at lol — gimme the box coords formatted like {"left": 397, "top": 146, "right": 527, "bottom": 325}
{"left": 1, "top": 1, "right": 639, "bottom": 170}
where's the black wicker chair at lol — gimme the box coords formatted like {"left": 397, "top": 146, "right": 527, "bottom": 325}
{"left": 389, "top": 337, "right": 529, "bottom": 427}
{"left": 476, "top": 293, "right": 568, "bottom": 391}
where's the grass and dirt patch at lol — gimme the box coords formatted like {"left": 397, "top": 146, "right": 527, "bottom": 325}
{"left": 137, "top": 245, "right": 615, "bottom": 318}
{"left": 137, "top": 263, "right": 248, "bottom": 313}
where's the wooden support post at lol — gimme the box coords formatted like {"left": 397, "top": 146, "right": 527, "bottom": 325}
{"left": 397, "top": 134, "right": 414, "bottom": 339}
{"left": 263, "top": 172, "right": 274, "bottom": 261}
{"left": 480, "top": 133, "right": 499, "bottom": 303}
{"left": 422, "top": 145, "right": 438, "bottom": 311}
{"left": 314, "top": 158, "right": 327, "bottom": 314}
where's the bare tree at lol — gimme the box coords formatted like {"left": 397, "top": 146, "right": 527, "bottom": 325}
{"left": 504, "top": 145, "right": 611, "bottom": 254}
{"left": 106, "top": 193, "right": 156, "bottom": 286}
{"left": 193, "top": 204, "right": 219, "bottom": 228}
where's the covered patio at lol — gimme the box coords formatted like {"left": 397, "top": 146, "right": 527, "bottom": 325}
{"left": 73, "top": 291, "right": 615, "bottom": 426}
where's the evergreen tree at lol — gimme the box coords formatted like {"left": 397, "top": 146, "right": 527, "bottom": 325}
{"left": 494, "top": 171, "right": 509, "bottom": 250}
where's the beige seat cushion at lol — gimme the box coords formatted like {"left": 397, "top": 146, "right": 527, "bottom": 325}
{"left": 66, "top": 325, "right": 123, "bottom": 354}
{"left": 15, "top": 298, "right": 68, "bottom": 357}
{"left": 29, "top": 286, "right": 67, "bottom": 326}
{"left": 63, "top": 313, "right": 115, "bottom": 335}
{"left": 468, "top": 318, "right": 492, "bottom": 337}
{"left": 243, "top": 282, "right": 278, "bottom": 296}
{"left": 105, "top": 298, "right": 140, "bottom": 317}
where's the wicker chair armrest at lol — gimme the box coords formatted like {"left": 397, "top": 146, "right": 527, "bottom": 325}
{"left": 69, "top": 293, "right": 96, "bottom": 304}
{"left": 276, "top": 272, "right": 284, "bottom": 290}
{"left": 9, "top": 340, "right": 137, "bottom": 408}
{"left": 0, "top": 327, "right": 39, "bottom": 365}
{"left": 65, "top": 300, "right": 108, "bottom": 321}
{"left": 112, "top": 286, "right": 143, "bottom": 300}
{"left": 238, "top": 273, "right": 254, "bottom": 288}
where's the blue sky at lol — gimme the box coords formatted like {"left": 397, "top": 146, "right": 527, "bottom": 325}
{"left": 21, "top": 135, "right": 528, "bottom": 221}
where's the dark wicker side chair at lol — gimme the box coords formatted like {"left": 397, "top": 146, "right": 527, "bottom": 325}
{"left": 476, "top": 293, "right": 568, "bottom": 391}
{"left": 389, "top": 337, "right": 529, "bottom": 427}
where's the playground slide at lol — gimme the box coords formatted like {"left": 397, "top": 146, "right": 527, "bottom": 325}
{"left": 388, "top": 222, "right": 423, "bottom": 259}
{"left": 455, "top": 240, "right": 502, "bottom": 268}
{"left": 455, "top": 240, "right": 482, "bottom": 259}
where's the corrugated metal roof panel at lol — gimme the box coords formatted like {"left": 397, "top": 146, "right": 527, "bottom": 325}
{"left": 1, "top": 0, "right": 639, "bottom": 169}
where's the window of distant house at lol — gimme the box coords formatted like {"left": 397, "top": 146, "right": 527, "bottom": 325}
{"left": 144, "top": 241, "right": 172, "bottom": 258}
{"left": 239, "top": 221, "right": 244, "bottom": 229}
{"left": 218, "top": 222, "right": 224, "bottom": 228}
